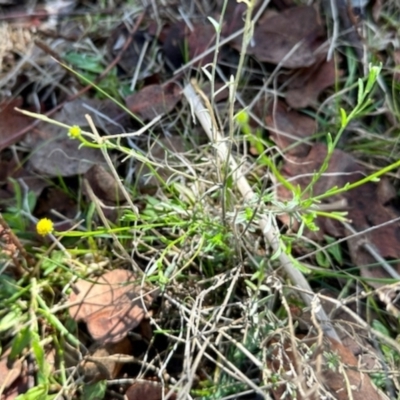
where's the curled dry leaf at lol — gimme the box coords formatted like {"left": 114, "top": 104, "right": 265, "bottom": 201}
{"left": 232, "top": 6, "right": 325, "bottom": 69}
{"left": 126, "top": 82, "right": 181, "bottom": 121}
{"left": 68, "top": 269, "right": 155, "bottom": 343}
{"left": 84, "top": 165, "right": 125, "bottom": 203}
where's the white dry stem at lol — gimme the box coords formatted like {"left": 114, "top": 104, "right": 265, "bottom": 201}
{"left": 183, "top": 82, "right": 342, "bottom": 343}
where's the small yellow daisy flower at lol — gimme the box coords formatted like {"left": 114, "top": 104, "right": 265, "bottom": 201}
{"left": 36, "top": 218, "right": 54, "bottom": 236}
{"left": 68, "top": 125, "right": 81, "bottom": 139}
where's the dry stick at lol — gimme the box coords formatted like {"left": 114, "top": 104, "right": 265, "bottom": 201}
{"left": 183, "top": 82, "right": 342, "bottom": 343}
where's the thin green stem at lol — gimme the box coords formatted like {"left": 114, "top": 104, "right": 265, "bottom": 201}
{"left": 314, "top": 157, "right": 400, "bottom": 201}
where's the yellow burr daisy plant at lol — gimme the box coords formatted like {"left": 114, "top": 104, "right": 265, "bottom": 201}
{"left": 36, "top": 218, "right": 54, "bottom": 236}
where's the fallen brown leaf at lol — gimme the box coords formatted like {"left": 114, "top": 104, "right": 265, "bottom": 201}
{"left": 29, "top": 133, "right": 106, "bottom": 177}
{"left": 68, "top": 269, "right": 156, "bottom": 343}
{"left": 84, "top": 164, "right": 124, "bottom": 203}
{"left": 324, "top": 339, "right": 382, "bottom": 400}
{"left": 24, "top": 97, "right": 128, "bottom": 177}
{"left": 232, "top": 5, "right": 325, "bottom": 69}
{"left": 126, "top": 381, "right": 177, "bottom": 400}
{"left": 0, "top": 98, "right": 33, "bottom": 151}
{"left": 33, "top": 187, "right": 78, "bottom": 222}
{"left": 0, "top": 348, "right": 22, "bottom": 392}
{"left": 0, "top": 347, "right": 30, "bottom": 400}
{"left": 80, "top": 337, "right": 132, "bottom": 381}
{"left": 265, "top": 100, "right": 315, "bottom": 156}
{"left": 0, "top": 375, "right": 30, "bottom": 400}
{"left": 286, "top": 57, "right": 339, "bottom": 109}
{"left": 185, "top": 23, "right": 217, "bottom": 67}
{"left": 162, "top": 22, "right": 216, "bottom": 69}
{"left": 126, "top": 82, "right": 181, "bottom": 121}
{"left": 60, "top": 98, "right": 129, "bottom": 136}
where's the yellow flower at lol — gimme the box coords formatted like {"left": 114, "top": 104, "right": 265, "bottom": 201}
{"left": 36, "top": 218, "right": 54, "bottom": 236}
{"left": 68, "top": 125, "right": 81, "bottom": 139}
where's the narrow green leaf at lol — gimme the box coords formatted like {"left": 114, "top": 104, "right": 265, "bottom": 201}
{"left": 372, "top": 319, "right": 390, "bottom": 337}
{"left": 64, "top": 52, "right": 104, "bottom": 73}
{"left": 42, "top": 251, "right": 65, "bottom": 276}
{"left": 0, "top": 275, "right": 20, "bottom": 298}
{"left": 82, "top": 380, "right": 107, "bottom": 400}
{"left": 316, "top": 251, "right": 329, "bottom": 268}
{"left": 339, "top": 108, "right": 347, "bottom": 128}
{"left": 245, "top": 279, "right": 258, "bottom": 291}
{"left": 31, "top": 332, "right": 49, "bottom": 383}
{"left": 270, "top": 246, "right": 282, "bottom": 261}
{"left": 297, "top": 221, "right": 305, "bottom": 238}
{"left": 207, "top": 16, "right": 221, "bottom": 33}
{"left": 10, "top": 326, "right": 31, "bottom": 360}
{"left": 327, "top": 243, "right": 342, "bottom": 265}
{"left": 326, "top": 133, "right": 333, "bottom": 153}
{"left": 15, "top": 384, "right": 48, "bottom": 400}
{"left": 365, "top": 64, "right": 382, "bottom": 94}
{"left": 357, "top": 77, "right": 364, "bottom": 105}
{"left": 0, "top": 308, "right": 22, "bottom": 332}
{"left": 288, "top": 255, "right": 311, "bottom": 274}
